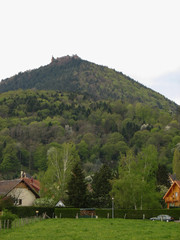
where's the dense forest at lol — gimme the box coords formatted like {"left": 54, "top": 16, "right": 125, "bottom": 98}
{"left": 0, "top": 55, "right": 178, "bottom": 113}
{"left": 0, "top": 56, "right": 180, "bottom": 209}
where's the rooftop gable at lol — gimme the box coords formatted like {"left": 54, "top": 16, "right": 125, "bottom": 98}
{"left": 0, "top": 178, "right": 40, "bottom": 198}
{"left": 163, "top": 180, "right": 180, "bottom": 199}
{"left": 0, "top": 179, "right": 21, "bottom": 196}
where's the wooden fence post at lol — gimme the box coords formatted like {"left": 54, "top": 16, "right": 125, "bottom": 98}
{"left": 7, "top": 220, "right": 9, "bottom": 229}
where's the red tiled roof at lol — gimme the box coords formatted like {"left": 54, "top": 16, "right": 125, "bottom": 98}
{"left": 23, "top": 178, "right": 40, "bottom": 193}
{"left": 0, "top": 178, "right": 40, "bottom": 197}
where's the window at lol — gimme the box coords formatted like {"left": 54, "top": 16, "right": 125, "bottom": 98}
{"left": 175, "top": 192, "right": 178, "bottom": 198}
{"left": 18, "top": 199, "right": 22, "bottom": 205}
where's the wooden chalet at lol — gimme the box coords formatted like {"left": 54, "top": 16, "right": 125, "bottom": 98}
{"left": 163, "top": 180, "right": 180, "bottom": 209}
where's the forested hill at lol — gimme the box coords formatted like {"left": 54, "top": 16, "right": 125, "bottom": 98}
{"left": 0, "top": 55, "right": 178, "bottom": 113}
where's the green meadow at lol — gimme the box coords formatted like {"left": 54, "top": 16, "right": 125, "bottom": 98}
{"left": 0, "top": 219, "right": 179, "bottom": 240}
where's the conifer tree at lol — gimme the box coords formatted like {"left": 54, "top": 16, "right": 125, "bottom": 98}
{"left": 92, "top": 164, "right": 112, "bottom": 207}
{"left": 67, "top": 163, "right": 87, "bottom": 207}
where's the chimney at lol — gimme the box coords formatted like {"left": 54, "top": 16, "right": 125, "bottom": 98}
{"left": 21, "top": 171, "right": 26, "bottom": 178}
{"left": 21, "top": 171, "right": 24, "bottom": 178}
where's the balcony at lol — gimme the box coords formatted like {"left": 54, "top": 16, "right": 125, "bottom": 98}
{"left": 165, "top": 196, "right": 180, "bottom": 203}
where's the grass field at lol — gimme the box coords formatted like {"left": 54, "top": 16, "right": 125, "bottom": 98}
{"left": 0, "top": 218, "right": 179, "bottom": 240}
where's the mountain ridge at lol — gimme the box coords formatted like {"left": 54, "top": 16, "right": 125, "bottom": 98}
{"left": 0, "top": 55, "right": 178, "bottom": 113}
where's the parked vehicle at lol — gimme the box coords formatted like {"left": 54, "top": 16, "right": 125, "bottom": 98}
{"left": 150, "top": 215, "right": 174, "bottom": 222}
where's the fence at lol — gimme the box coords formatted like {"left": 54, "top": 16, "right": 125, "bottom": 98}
{"left": 0, "top": 216, "right": 44, "bottom": 230}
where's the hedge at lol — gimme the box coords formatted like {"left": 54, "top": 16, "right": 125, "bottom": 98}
{"left": 55, "top": 208, "right": 79, "bottom": 218}
{"left": 55, "top": 208, "right": 180, "bottom": 220}
{"left": 96, "top": 209, "right": 180, "bottom": 220}
{"left": 6, "top": 207, "right": 180, "bottom": 220}
{"left": 7, "top": 206, "right": 55, "bottom": 218}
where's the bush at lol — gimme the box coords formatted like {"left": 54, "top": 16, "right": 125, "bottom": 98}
{"left": 34, "top": 197, "right": 56, "bottom": 207}
{"left": 96, "top": 209, "right": 180, "bottom": 220}
{"left": 55, "top": 208, "right": 79, "bottom": 218}
{"left": 7, "top": 206, "right": 55, "bottom": 218}
{"left": 5, "top": 207, "right": 180, "bottom": 220}
{"left": 0, "top": 209, "right": 18, "bottom": 229}
{"left": 0, "top": 196, "right": 14, "bottom": 210}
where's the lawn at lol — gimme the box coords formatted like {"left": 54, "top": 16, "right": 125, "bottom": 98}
{"left": 0, "top": 218, "right": 179, "bottom": 240}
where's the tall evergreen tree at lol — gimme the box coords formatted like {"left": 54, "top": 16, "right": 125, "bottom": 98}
{"left": 67, "top": 163, "right": 87, "bottom": 207}
{"left": 156, "top": 164, "right": 170, "bottom": 187}
{"left": 92, "top": 164, "right": 112, "bottom": 207}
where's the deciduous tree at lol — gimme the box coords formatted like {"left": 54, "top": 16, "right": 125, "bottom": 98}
{"left": 40, "top": 142, "right": 79, "bottom": 201}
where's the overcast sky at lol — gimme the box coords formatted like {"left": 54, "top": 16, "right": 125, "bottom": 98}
{"left": 0, "top": 0, "right": 180, "bottom": 104}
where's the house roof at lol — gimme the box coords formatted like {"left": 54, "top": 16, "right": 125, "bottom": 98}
{"left": 0, "top": 178, "right": 40, "bottom": 198}
{"left": 176, "top": 181, "right": 180, "bottom": 187}
{"left": 0, "top": 179, "right": 21, "bottom": 196}
{"left": 23, "top": 178, "right": 40, "bottom": 193}
{"left": 55, "top": 200, "right": 65, "bottom": 207}
{"left": 163, "top": 180, "right": 180, "bottom": 199}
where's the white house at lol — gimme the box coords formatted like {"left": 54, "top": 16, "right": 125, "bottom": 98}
{"left": 0, "top": 176, "right": 40, "bottom": 206}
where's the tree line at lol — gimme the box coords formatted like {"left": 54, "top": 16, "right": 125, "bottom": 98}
{"left": 0, "top": 89, "right": 180, "bottom": 209}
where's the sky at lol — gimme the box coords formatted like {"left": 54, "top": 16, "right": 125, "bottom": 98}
{"left": 0, "top": 0, "right": 180, "bottom": 105}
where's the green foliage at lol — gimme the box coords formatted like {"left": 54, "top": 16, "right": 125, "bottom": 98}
{"left": 0, "top": 56, "right": 178, "bottom": 114}
{"left": 96, "top": 208, "right": 180, "bottom": 220}
{"left": 33, "top": 144, "right": 48, "bottom": 171}
{"left": 34, "top": 197, "right": 56, "bottom": 207}
{"left": 0, "top": 83, "right": 179, "bottom": 207}
{"left": 156, "top": 164, "right": 170, "bottom": 187}
{"left": 40, "top": 142, "right": 79, "bottom": 201}
{"left": 67, "top": 163, "right": 87, "bottom": 207}
{"left": 173, "top": 145, "right": 180, "bottom": 179}
{"left": 112, "top": 147, "right": 161, "bottom": 209}
{"left": 55, "top": 208, "right": 79, "bottom": 218}
{"left": 91, "top": 165, "right": 112, "bottom": 207}
{"left": 5, "top": 206, "right": 180, "bottom": 220}
{"left": 0, "top": 196, "right": 14, "bottom": 210}
{"left": 7, "top": 206, "right": 55, "bottom": 218}
{"left": 0, "top": 209, "right": 17, "bottom": 228}
{"left": 0, "top": 140, "right": 21, "bottom": 178}
{"left": 77, "top": 140, "right": 89, "bottom": 162}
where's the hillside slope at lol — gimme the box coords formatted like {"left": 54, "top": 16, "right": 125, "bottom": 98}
{"left": 0, "top": 88, "right": 179, "bottom": 180}
{"left": 0, "top": 55, "right": 178, "bottom": 113}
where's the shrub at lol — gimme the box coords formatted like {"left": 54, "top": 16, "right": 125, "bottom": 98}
{"left": 7, "top": 206, "right": 55, "bottom": 218}
{"left": 55, "top": 208, "right": 79, "bottom": 218}
{"left": 0, "top": 209, "right": 18, "bottom": 229}
{"left": 0, "top": 196, "right": 14, "bottom": 210}
{"left": 5, "top": 207, "right": 180, "bottom": 220}
{"left": 34, "top": 197, "right": 56, "bottom": 207}
{"left": 96, "top": 209, "right": 180, "bottom": 220}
